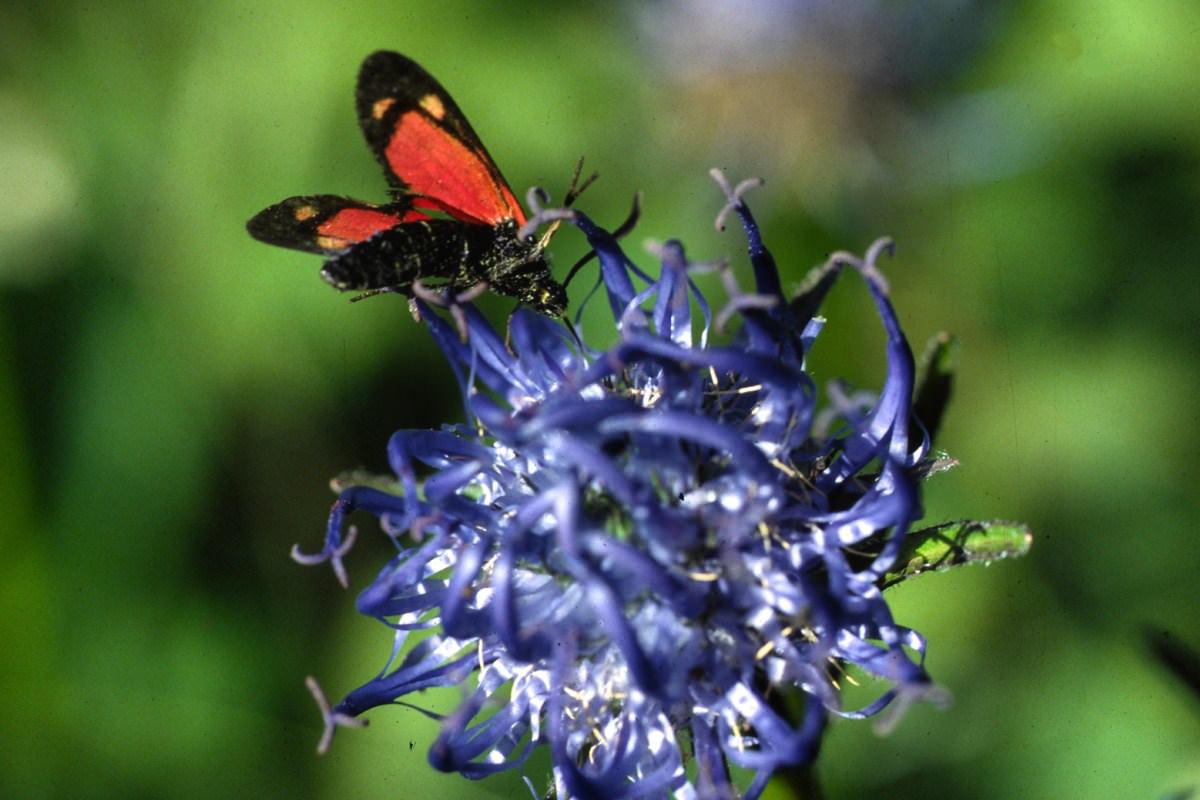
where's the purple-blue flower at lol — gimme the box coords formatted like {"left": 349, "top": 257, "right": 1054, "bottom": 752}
{"left": 297, "top": 172, "right": 943, "bottom": 799}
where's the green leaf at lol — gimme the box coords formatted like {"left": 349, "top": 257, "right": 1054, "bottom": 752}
{"left": 330, "top": 469, "right": 405, "bottom": 495}
{"left": 881, "top": 519, "right": 1032, "bottom": 589}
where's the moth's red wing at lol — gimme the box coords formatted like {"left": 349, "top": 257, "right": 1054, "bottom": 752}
{"left": 356, "top": 51, "right": 526, "bottom": 227}
{"left": 246, "top": 195, "right": 427, "bottom": 255}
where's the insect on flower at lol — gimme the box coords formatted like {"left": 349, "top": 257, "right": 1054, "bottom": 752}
{"left": 247, "top": 51, "right": 584, "bottom": 316}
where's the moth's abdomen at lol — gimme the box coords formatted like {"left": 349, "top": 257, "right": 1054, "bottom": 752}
{"left": 321, "top": 219, "right": 481, "bottom": 292}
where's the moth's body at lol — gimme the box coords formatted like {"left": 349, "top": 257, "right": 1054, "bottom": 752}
{"left": 319, "top": 218, "right": 563, "bottom": 312}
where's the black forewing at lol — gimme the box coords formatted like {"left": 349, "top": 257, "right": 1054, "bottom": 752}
{"left": 354, "top": 51, "right": 524, "bottom": 225}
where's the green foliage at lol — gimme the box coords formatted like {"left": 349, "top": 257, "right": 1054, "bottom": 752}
{"left": 882, "top": 520, "right": 1032, "bottom": 591}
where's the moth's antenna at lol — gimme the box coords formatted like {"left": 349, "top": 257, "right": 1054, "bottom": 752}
{"left": 535, "top": 157, "right": 598, "bottom": 249}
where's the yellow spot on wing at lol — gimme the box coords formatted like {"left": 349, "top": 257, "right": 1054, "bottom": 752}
{"left": 315, "top": 235, "right": 347, "bottom": 250}
{"left": 419, "top": 93, "right": 445, "bottom": 120}
{"left": 372, "top": 97, "right": 396, "bottom": 120}
{"left": 294, "top": 205, "right": 318, "bottom": 222}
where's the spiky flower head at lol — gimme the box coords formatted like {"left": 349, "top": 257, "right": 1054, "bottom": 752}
{"left": 298, "top": 172, "right": 950, "bottom": 799}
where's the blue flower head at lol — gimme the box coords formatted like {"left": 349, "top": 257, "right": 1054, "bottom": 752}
{"left": 298, "top": 172, "right": 947, "bottom": 799}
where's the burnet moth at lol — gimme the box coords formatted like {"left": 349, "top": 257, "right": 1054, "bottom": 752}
{"left": 247, "top": 51, "right": 576, "bottom": 316}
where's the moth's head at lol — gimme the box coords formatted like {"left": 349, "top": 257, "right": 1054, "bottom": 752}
{"left": 522, "top": 278, "right": 567, "bottom": 318}
{"left": 489, "top": 246, "right": 568, "bottom": 318}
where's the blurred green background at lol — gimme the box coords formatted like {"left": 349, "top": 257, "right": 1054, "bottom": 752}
{"left": 2, "top": 1, "right": 1198, "bottom": 797}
